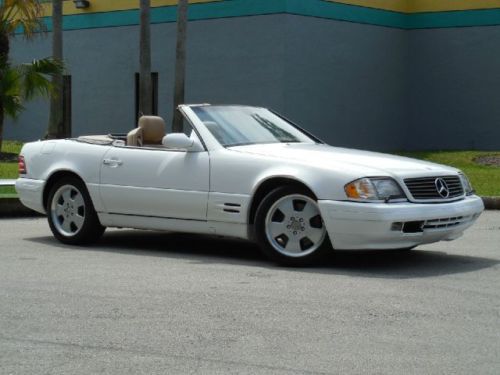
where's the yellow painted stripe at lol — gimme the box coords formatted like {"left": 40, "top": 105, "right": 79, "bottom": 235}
{"left": 326, "top": 0, "right": 500, "bottom": 13}
{"left": 409, "top": 0, "right": 500, "bottom": 13}
{"left": 327, "top": 1, "right": 410, "bottom": 13}
{"left": 41, "top": 0, "right": 222, "bottom": 17}
{"left": 40, "top": 0, "right": 500, "bottom": 17}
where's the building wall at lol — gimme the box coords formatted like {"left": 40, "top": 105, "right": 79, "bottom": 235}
{"left": 283, "top": 15, "right": 408, "bottom": 151}
{"left": 6, "top": 14, "right": 289, "bottom": 139}
{"left": 408, "top": 26, "right": 500, "bottom": 150}
{"left": 4, "top": 0, "right": 500, "bottom": 151}
{"left": 6, "top": 14, "right": 407, "bottom": 151}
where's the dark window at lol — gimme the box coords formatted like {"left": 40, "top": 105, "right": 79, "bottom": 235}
{"left": 134, "top": 72, "right": 159, "bottom": 125}
{"left": 62, "top": 75, "right": 72, "bottom": 137}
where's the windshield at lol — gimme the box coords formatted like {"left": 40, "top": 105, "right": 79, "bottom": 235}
{"left": 191, "top": 106, "right": 317, "bottom": 147}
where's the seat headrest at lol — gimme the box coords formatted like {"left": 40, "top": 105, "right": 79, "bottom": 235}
{"left": 138, "top": 116, "right": 165, "bottom": 144}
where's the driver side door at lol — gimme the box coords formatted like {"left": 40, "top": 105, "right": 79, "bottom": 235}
{"left": 99, "top": 145, "right": 209, "bottom": 221}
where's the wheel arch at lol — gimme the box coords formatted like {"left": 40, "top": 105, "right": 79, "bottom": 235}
{"left": 247, "top": 176, "right": 317, "bottom": 226}
{"left": 43, "top": 170, "right": 87, "bottom": 210}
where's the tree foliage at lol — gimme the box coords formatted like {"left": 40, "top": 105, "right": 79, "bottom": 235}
{"left": 0, "top": 0, "right": 44, "bottom": 38}
{"left": 0, "top": 0, "right": 57, "bottom": 152}
{"left": 0, "top": 57, "right": 63, "bottom": 118}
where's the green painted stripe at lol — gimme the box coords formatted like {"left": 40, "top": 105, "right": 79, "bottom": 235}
{"left": 39, "top": 0, "right": 500, "bottom": 31}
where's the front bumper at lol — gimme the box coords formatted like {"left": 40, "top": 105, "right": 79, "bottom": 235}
{"left": 15, "top": 178, "right": 46, "bottom": 214}
{"left": 318, "top": 195, "right": 484, "bottom": 250}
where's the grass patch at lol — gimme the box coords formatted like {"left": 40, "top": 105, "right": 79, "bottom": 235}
{"left": 0, "top": 140, "right": 23, "bottom": 198}
{"left": 0, "top": 185, "right": 17, "bottom": 199}
{"left": 1, "top": 140, "right": 23, "bottom": 155}
{"left": 0, "top": 162, "right": 18, "bottom": 179}
{"left": 0, "top": 140, "right": 23, "bottom": 180}
{"left": 399, "top": 151, "right": 500, "bottom": 196}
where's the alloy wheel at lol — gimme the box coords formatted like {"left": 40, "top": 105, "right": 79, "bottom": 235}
{"left": 50, "top": 184, "right": 86, "bottom": 236}
{"left": 264, "top": 194, "right": 326, "bottom": 257}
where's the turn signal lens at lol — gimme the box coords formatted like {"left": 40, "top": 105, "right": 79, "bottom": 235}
{"left": 345, "top": 178, "right": 378, "bottom": 200}
{"left": 18, "top": 155, "right": 27, "bottom": 175}
{"left": 345, "top": 183, "right": 361, "bottom": 199}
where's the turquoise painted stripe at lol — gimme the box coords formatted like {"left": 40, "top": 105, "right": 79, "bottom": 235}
{"left": 44, "top": 0, "right": 288, "bottom": 31}
{"left": 39, "top": 0, "right": 500, "bottom": 31}
{"left": 287, "top": 0, "right": 407, "bottom": 28}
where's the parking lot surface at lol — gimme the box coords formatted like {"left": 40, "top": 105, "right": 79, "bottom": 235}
{"left": 0, "top": 212, "right": 499, "bottom": 374}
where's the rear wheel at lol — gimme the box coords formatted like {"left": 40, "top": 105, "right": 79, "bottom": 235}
{"left": 47, "top": 177, "right": 105, "bottom": 245}
{"left": 255, "top": 186, "right": 331, "bottom": 266}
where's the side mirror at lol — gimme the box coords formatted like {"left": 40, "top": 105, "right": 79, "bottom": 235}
{"left": 162, "top": 133, "right": 203, "bottom": 152}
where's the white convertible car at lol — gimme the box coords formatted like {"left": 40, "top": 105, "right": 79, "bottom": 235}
{"left": 16, "top": 104, "right": 484, "bottom": 265}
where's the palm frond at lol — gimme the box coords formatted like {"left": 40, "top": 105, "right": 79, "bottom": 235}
{"left": 0, "top": 65, "right": 23, "bottom": 119}
{"left": 2, "top": 91, "right": 24, "bottom": 119}
{"left": 0, "top": 0, "right": 45, "bottom": 37}
{"left": 23, "top": 56, "right": 64, "bottom": 75}
{"left": 18, "top": 57, "right": 63, "bottom": 100}
{"left": 0, "top": 65, "right": 21, "bottom": 96}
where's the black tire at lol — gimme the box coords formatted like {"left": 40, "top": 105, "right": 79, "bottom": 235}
{"left": 394, "top": 246, "right": 417, "bottom": 251}
{"left": 254, "top": 186, "right": 331, "bottom": 266}
{"left": 47, "top": 176, "right": 105, "bottom": 245}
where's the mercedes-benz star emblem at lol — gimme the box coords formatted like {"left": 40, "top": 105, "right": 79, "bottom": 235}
{"left": 435, "top": 178, "right": 450, "bottom": 198}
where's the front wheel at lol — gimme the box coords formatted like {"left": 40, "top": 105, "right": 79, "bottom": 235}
{"left": 254, "top": 186, "right": 331, "bottom": 266}
{"left": 47, "top": 177, "right": 105, "bottom": 245}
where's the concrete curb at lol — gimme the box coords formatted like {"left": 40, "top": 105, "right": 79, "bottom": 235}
{"left": 0, "top": 179, "right": 16, "bottom": 186}
{"left": 481, "top": 196, "right": 500, "bottom": 210}
{"left": 1, "top": 195, "right": 500, "bottom": 218}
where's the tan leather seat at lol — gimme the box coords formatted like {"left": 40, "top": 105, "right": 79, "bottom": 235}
{"left": 139, "top": 116, "right": 166, "bottom": 145}
{"left": 126, "top": 116, "right": 166, "bottom": 147}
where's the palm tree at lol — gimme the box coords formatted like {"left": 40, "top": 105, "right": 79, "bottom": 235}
{"left": 172, "top": 0, "right": 188, "bottom": 133}
{"left": 0, "top": 59, "right": 63, "bottom": 151}
{"left": 139, "top": 0, "right": 152, "bottom": 116}
{"left": 46, "top": 0, "right": 64, "bottom": 139}
{"left": 0, "top": 0, "right": 45, "bottom": 151}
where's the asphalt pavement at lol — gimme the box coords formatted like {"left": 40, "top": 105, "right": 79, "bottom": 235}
{"left": 0, "top": 213, "right": 499, "bottom": 374}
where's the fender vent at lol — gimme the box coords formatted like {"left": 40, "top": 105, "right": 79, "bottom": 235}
{"left": 223, "top": 203, "right": 241, "bottom": 213}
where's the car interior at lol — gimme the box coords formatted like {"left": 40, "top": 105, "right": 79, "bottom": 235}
{"left": 127, "top": 116, "right": 166, "bottom": 147}
{"left": 77, "top": 114, "right": 200, "bottom": 149}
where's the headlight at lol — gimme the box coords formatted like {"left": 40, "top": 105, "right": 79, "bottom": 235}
{"left": 345, "top": 177, "right": 406, "bottom": 202}
{"left": 458, "top": 173, "right": 474, "bottom": 195}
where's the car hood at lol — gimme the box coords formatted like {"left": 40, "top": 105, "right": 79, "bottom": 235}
{"left": 228, "top": 143, "right": 458, "bottom": 177}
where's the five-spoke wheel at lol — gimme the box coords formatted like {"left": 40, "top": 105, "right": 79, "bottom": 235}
{"left": 51, "top": 184, "right": 86, "bottom": 236}
{"left": 47, "top": 176, "right": 105, "bottom": 244}
{"left": 255, "top": 186, "right": 330, "bottom": 265}
{"left": 265, "top": 194, "right": 326, "bottom": 257}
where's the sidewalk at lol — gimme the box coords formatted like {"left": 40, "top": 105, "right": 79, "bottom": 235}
{"left": 0, "top": 179, "right": 16, "bottom": 186}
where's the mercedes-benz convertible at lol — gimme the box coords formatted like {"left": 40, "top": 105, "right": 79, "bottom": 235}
{"left": 16, "top": 104, "right": 484, "bottom": 265}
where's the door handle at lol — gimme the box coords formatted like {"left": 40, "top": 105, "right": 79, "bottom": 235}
{"left": 103, "top": 158, "right": 123, "bottom": 166}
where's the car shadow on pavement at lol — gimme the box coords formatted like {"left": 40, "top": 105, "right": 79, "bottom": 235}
{"left": 27, "top": 229, "right": 499, "bottom": 279}
{"left": 319, "top": 249, "right": 499, "bottom": 279}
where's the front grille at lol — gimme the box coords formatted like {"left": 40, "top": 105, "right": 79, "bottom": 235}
{"left": 404, "top": 175, "right": 464, "bottom": 200}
